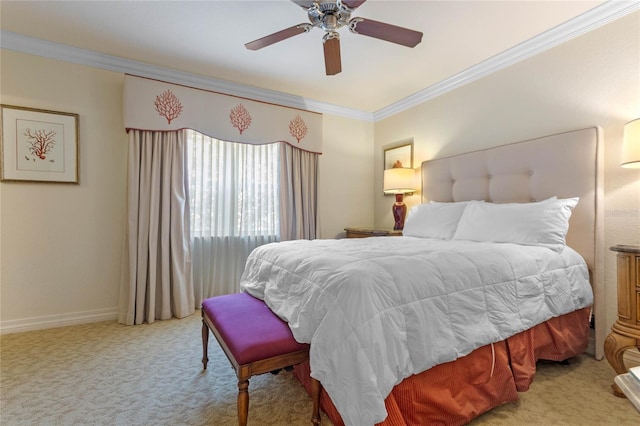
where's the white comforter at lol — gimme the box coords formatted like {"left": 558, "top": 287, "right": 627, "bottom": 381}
{"left": 240, "top": 237, "right": 593, "bottom": 425}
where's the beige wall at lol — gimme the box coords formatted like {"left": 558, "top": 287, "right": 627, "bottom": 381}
{"left": 0, "top": 49, "right": 373, "bottom": 331}
{"left": 0, "top": 50, "right": 128, "bottom": 330}
{"left": 319, "top": 114, "right": 375, "bottom": 238}
{"left": 374, "top": 12, "right": 640, "bottom": 348}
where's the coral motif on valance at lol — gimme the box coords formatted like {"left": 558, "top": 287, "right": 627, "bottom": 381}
{"left": 123, "top": 74, "right": 322, "bottom": 153}
{"left": 229, "top": 104, "right": 252, "bottom": 135}
{"left": 154, "top": 90, "right": 183, "bottom": 124}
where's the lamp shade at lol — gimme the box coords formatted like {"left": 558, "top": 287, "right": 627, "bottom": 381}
{"left": 383, "top": 168, "right": 415, "bottom": 194}
{"left": 621, "top": 118, "right": 640, "bottom": 168}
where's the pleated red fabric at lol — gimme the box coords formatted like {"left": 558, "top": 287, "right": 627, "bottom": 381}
{"left": 508, "top": 307, "right": 591, "bottom": 392}
{"left": 293, "top": 307, "right": 591, "bottom": 426}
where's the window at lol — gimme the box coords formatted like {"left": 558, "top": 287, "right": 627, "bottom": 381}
{"left": 186, "top": 129, "right": 280, "bottom": 240}
{"left": 186, "top": 129, "right": 281, "bottom": 298}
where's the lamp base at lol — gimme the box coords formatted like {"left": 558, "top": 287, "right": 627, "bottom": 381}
{"left": 392, "top": 193, "right": 407, "bottom": 231}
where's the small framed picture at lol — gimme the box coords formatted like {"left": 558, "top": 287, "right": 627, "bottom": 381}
{"left": 384, "top": 141, "right": 413, "bottom": 170}
{"left": 1, "top": 104, "right": 79, "bottom": 183}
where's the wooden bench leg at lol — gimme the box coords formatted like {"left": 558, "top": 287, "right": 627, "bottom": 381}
{"left": 311, "top": 377, "right": 321, "bottom": 425}
{"left": 238, "top": 379, "right": 249, "bottom": 426}
{"left": 201, "top": 319, "right": 209, "bottom": 370}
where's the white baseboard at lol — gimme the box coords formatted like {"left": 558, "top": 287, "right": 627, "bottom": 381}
{"left": 0, "top": 308, "right": 118, "bottom": 334}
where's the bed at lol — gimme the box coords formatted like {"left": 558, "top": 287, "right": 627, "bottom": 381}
{"left": 240, "top": 127, "right": 603, "bottom": 425}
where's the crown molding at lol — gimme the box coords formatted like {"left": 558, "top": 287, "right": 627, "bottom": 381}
{"left": 374, "top": 0, "right": 640, "bottom": 121}
{"left": 0, "top": 30, "right": 375, "bottom": 122}
{"left": 1, "top": 1, "right": 637, "bottom": 123}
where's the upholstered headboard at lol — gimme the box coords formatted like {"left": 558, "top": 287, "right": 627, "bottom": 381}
{"left": 421, "top": 127, "right": 605, "bottom": 357}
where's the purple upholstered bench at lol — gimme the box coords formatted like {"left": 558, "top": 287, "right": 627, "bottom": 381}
{"left": 201, "top": 292, "right": 321, "bottom": 426}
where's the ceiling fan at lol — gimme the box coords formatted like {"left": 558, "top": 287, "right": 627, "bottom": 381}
{"left": 245, "top": 0, "right": 423, "bottom": 76}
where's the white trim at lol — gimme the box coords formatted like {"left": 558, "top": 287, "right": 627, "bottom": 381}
{"left": 595, "top": 126, "right": 606, "bottom": 360}
{"left": 373, "top": 0, "right": 640, "bottom": 121}
{"left": 0, "top": 30, "right": 374, "bottom": 122}
{"left": 0, "top": 308, "right": 118, "bottom": 335}
{"left": 0, "top": 1, "right": 637, "bottom": 123}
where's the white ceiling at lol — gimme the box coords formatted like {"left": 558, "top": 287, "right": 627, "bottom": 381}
{"left": 0, "top": 1, "right": 614, "bottom": 114}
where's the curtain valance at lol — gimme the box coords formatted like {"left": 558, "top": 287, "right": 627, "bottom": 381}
{"left": 123, "top": 74, "right": 323, "bottom": 154}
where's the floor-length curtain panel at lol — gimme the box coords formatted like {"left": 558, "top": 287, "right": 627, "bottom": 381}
{"left": 119, "top": 130, "right": 194, "bottom": 325}
{"left": 279, "top": 143, "right": 319, "bottom": 241}
{"left": 188, "top": 131, "right": 279, "bottom": 303}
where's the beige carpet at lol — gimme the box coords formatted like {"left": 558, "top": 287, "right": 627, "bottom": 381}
{"left": 1, "top": 312, "right": 638, "bottom": 425}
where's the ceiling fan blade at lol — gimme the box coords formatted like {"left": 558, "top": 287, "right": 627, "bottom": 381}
{"left": 323, "top": 33, "right": 342, "bottom": 76}
{"left": 349, "top": 18, "right": 423, "bottom": 48}
{"left": 245, "top": 24, "right": 311, "bottom": 50}
{"left": 339, "top": 0, "right": 367, "bottom": 10}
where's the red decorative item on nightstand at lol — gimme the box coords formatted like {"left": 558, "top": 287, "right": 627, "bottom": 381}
{"left": 392, "top": 193, "right": 407, "bottom": 230}
{"left": 383, "top": 167, "right": 415, "bottom": 231}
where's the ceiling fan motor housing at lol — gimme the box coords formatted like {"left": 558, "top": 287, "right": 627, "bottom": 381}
{"left": 308, "top": 1, "right": 352, "bottom": 31}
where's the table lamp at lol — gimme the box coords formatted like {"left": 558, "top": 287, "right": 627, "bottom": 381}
{"left": 383, "top": 167, "right": 415, "bottom": 230}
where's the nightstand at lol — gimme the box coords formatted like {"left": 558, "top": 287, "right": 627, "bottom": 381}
{"left": 605, "top": 244, "right": 640, "bottom": 397}
{"left": 344, "top": 227, "right": 403, "bottom": 238}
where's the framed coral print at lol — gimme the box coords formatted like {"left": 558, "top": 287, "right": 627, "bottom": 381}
{"left": 384, "top": 141, "right": 413, "bottom": 170}
{"left": 1, "top": 105, "right": 79, "bottom": 183}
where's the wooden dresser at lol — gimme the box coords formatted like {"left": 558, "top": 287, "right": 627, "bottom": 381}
{"left": 605, "top": 244, "right": 640, "bottom": 397}
{"left": 344, "top": 227, "right": 402, "bottom": 238}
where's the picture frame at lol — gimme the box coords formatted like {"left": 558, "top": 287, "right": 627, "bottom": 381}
{"left": 1, "top": 104, "right": 79, "bottom": 183}
{"left": 384, "top": 141, "right": 413, "bottom": 170}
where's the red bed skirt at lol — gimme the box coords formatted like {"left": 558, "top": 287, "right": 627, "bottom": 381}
{"left": 293, "top": 307, "right": 591, "bottom": 426}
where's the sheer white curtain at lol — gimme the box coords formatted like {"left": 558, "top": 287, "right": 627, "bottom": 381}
{"left": 187, "top": 130, "right": 280, "bottom": 303}
{"left": 119, "top": 130, "right": 194, "bottom": 325}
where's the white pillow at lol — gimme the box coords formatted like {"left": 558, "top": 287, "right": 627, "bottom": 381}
{"left": 403, "top": 201, "right": 472, "bottom": 240}
{"left": 429, "top": 200, "right": 481, "bottom": 205}
{"left": 452, "top": 197, "right": 579, "bottom": 252}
